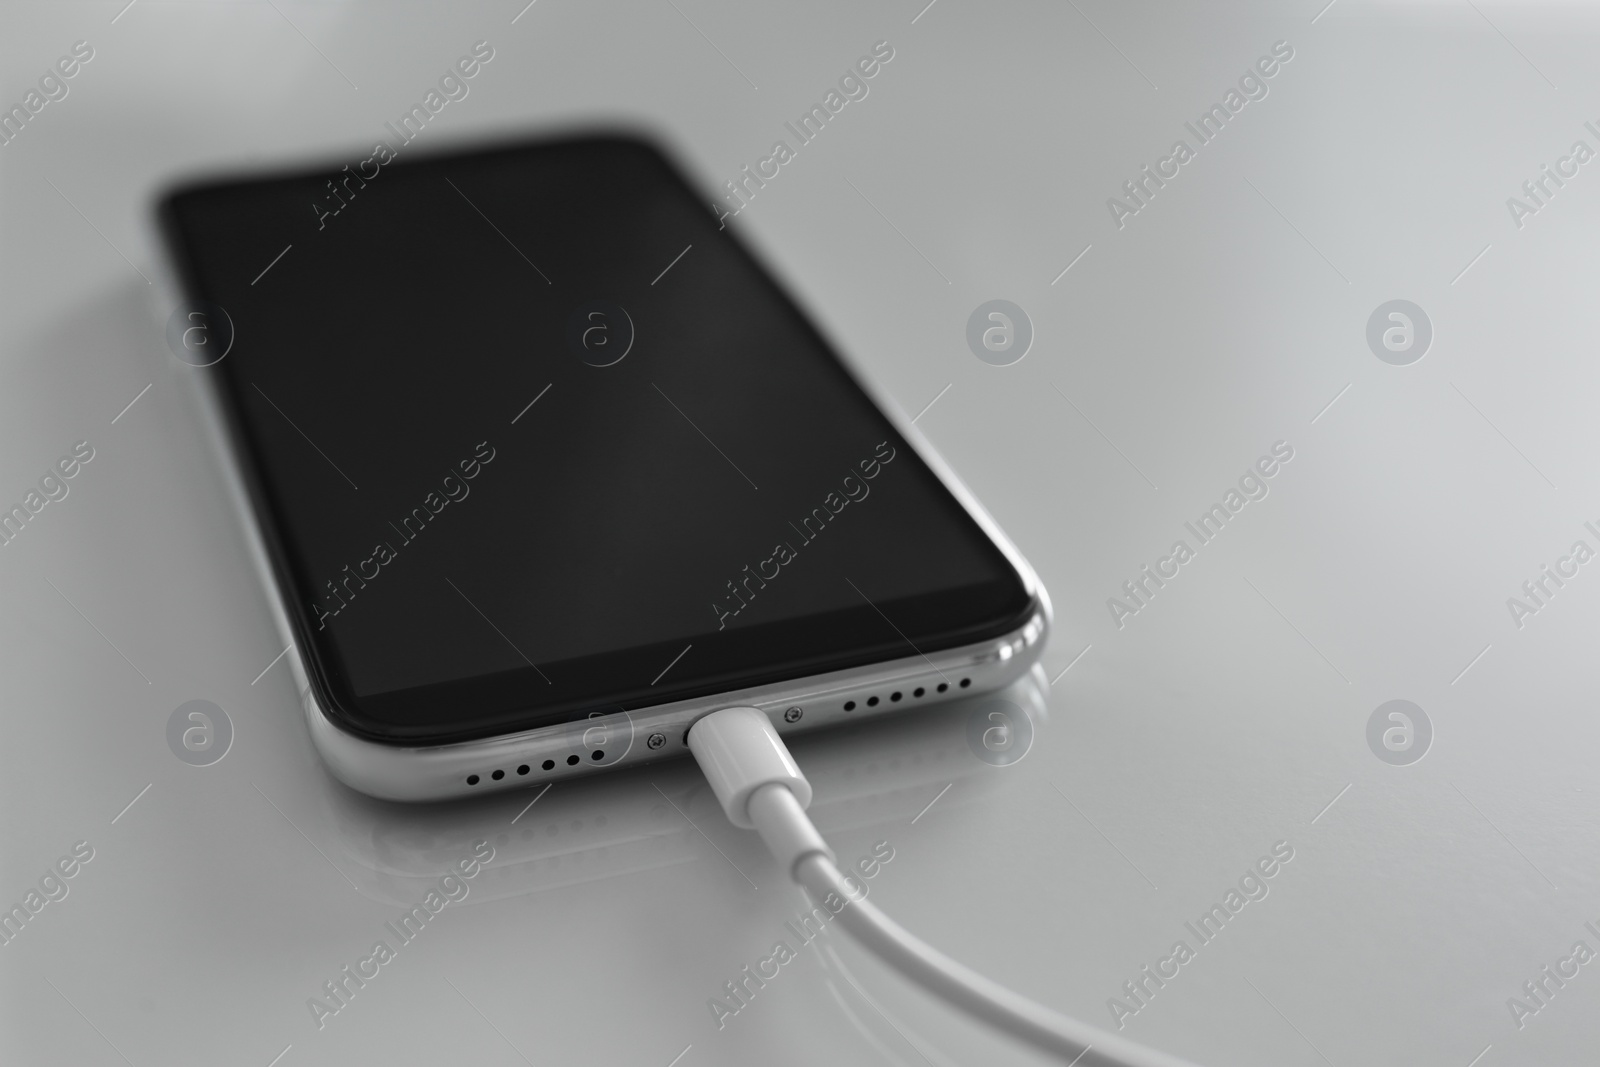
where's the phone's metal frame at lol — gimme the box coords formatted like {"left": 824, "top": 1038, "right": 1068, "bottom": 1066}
{"left": 155, "top": 130, "right": 1051, "bottom": 803}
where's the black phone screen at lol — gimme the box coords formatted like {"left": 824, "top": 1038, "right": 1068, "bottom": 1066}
{"left": 161, "top": 135, "right": 1035, "bottom": 744}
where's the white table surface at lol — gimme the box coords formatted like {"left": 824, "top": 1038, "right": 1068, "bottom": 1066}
{"left": 3, "top": 2, "right": 1599, "bottom": 1065}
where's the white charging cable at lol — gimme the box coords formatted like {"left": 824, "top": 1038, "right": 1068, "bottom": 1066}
{"left": 687, "top": 706, "right": 1203, "bottom": 1067}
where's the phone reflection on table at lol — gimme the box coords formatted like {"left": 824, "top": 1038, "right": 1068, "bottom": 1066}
{"left": 314, "top": 665, "right": 1048, "bottom": 907}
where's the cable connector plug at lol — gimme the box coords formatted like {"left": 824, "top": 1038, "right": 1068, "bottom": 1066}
{"left": 687, "top": 706, "right": 832, "bottom": 875}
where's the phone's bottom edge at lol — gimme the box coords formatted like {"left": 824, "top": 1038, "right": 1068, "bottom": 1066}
{"left": 302, "top": 599, "right": 1051, "bottom": 802}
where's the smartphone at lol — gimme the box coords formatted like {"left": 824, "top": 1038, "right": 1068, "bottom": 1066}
{"left": 158, "top": 132, "right": 1049, "bottom": 801}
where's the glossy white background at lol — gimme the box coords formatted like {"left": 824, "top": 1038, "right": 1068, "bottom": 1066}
{"left": 2, "top": 2, "right": 1598, "bottom": 1065}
